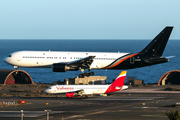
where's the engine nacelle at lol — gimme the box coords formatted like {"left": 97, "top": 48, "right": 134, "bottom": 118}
{"left": 66, "top": 92, "right": 80, "bottom": 98}
{"left": 52, "top": 63, "right": 78, "bottom": 72}
{"left": 66, "top": 92, "right": 75, "bottom": 98}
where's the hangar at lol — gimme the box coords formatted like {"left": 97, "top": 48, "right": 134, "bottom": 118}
{"left": 158, "top": 70, "right": 180, "bottom": 85}
{"left": 0, "top": 69, "right": 33, "bottom": 84}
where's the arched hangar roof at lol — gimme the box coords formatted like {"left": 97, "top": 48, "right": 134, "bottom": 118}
{"left": 0, "top": 69, "right": 33, "bottom": 84}
{"left": 158, "top": 70, "right": 180, "bottom": 85}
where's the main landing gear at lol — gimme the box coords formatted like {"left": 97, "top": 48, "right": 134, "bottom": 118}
{"left": 80, "top": 95, "right": 88, "bottom": 99}
{"left": 79, "top": 72, "right": 94, "bottom": 78}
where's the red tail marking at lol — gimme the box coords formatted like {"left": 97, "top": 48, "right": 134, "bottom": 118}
{"left": 104, "top": 71, "right": 127, "bottom": 94}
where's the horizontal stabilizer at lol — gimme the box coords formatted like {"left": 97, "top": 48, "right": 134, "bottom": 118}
{"left": 165, "top": 56, "right": 175, "bottom": 59}
{"left": 144, "top": 57, "right": 168, "bottom": 64}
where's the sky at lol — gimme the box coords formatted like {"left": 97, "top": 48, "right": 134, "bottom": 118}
{"left": 0, "top": 0, "right": 179, "bottom": 39}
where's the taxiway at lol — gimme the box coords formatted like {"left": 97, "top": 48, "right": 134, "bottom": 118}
{"left": 0, "top": 85, "right": 180, "bottom": 120}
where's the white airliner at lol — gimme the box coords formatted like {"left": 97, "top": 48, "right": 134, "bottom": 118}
{"left": 4, "top": 27, "right": 173, "bottom": 77}
{"left": 45, "top": 71, "right": 128, "bottom": 98}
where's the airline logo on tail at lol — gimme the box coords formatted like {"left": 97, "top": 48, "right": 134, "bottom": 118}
{"left": 104, "top": 71, "right": 127, "bottom": 94}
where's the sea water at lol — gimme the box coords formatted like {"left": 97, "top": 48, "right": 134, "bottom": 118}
{"left": 0, "top": 40, "right": 179, "bottom": 84}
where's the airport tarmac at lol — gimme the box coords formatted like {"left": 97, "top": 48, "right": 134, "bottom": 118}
{"left": 1, "top": 85, "right": 180, "bottom": 120}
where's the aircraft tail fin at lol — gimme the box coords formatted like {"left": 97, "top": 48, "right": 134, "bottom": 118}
{"left": 104, "top": 71, "right": 127, "bottom": 94}
{"left": 111, "top": 71, "right": 127, "bottom": 86}
{"left": 139, "top": 26, "right": 173, "bottom": 57}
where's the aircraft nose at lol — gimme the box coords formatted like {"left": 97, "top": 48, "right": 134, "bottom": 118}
{"left": 45, "top": 89, "right": 50, "bottom": 93}
{"left": 4, "top": 57, "right": 9, "bottom": 64}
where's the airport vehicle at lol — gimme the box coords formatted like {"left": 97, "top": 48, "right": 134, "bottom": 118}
{"left": 45, "top": 71, "right": 128, "bottom": 98}
{"left": 4, "top": 27, "right": 173, "bottom": 77}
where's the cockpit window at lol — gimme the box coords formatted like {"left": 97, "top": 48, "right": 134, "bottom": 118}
{"left": 8, "top": 55, "right": 12, "bottom": 57}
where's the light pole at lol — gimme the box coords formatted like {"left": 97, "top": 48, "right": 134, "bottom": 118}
{"left": 21, "top": 110, "right": 24, "bottom": 120}
{"left": 45, "top": 109, "right": 51, "bottom": 120}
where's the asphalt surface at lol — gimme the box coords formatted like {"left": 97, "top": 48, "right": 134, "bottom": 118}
{"left": 1, "top": 85, "right": 180, "bottom": 120}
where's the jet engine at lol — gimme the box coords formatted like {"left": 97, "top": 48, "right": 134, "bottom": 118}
{"left": 66, "top": 92, "right": 75, "bottom": 97}
{"left": 52, "top": 63, "right": 78, "bottom": 72}
{"left": 66, "top": 92, "right": 81, "bottom": 97}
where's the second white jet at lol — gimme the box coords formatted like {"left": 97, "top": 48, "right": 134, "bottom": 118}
{"left": 45, "top": 71, "right": 128, "bottom": 98}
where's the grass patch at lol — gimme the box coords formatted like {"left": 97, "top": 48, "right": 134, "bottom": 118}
{"left": 165, "top": 87, "right": 180, "bottom": 91}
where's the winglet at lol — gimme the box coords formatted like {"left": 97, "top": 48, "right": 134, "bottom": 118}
{"left": 104, "top": 71, "right": 127, "bottom": 94}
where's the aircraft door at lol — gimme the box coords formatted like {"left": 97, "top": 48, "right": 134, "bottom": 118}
{"left": 130, "top": 57, "right": 134, "bottom": 64}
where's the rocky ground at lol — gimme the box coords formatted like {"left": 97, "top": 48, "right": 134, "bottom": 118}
{"left": 0, "top": 84, "right": 63, "bottom": 97}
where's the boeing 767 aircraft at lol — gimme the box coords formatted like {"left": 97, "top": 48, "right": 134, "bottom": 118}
{"left": 45, "top": 71, "right": 128, "bottom": 98}
{"left": 4, "top": 27, "right": 173, "bottom": 77}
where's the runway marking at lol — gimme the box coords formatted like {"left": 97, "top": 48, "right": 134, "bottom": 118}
{"left": 63, "top": 111, "right": 107, "bottom": 120}
{"left": 63, "top": 101, "right": 142, "bottom": 119}
{"left": 133, "top": 107, "right": 158, "bottom": 109}
{"left": 84, "top": 98, "right": 154, "bottom": 100}
{"left": 116, "top": 110, "right": 130, "bottom": 112}
{"left": 141, "top": 114, "right": 167, "bottom": 118}
{"left": 0, "top": 111, "right": 65, "bottom": 117}
{"left": 83, "top": 96, "right": 165, "bottom": 101}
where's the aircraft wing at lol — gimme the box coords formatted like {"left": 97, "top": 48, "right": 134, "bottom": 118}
{"left": 74, "top": 89, "right": 92, "bottom": 95}
{"left": 67, "top": 56, "right": 95, "bottom": 69}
